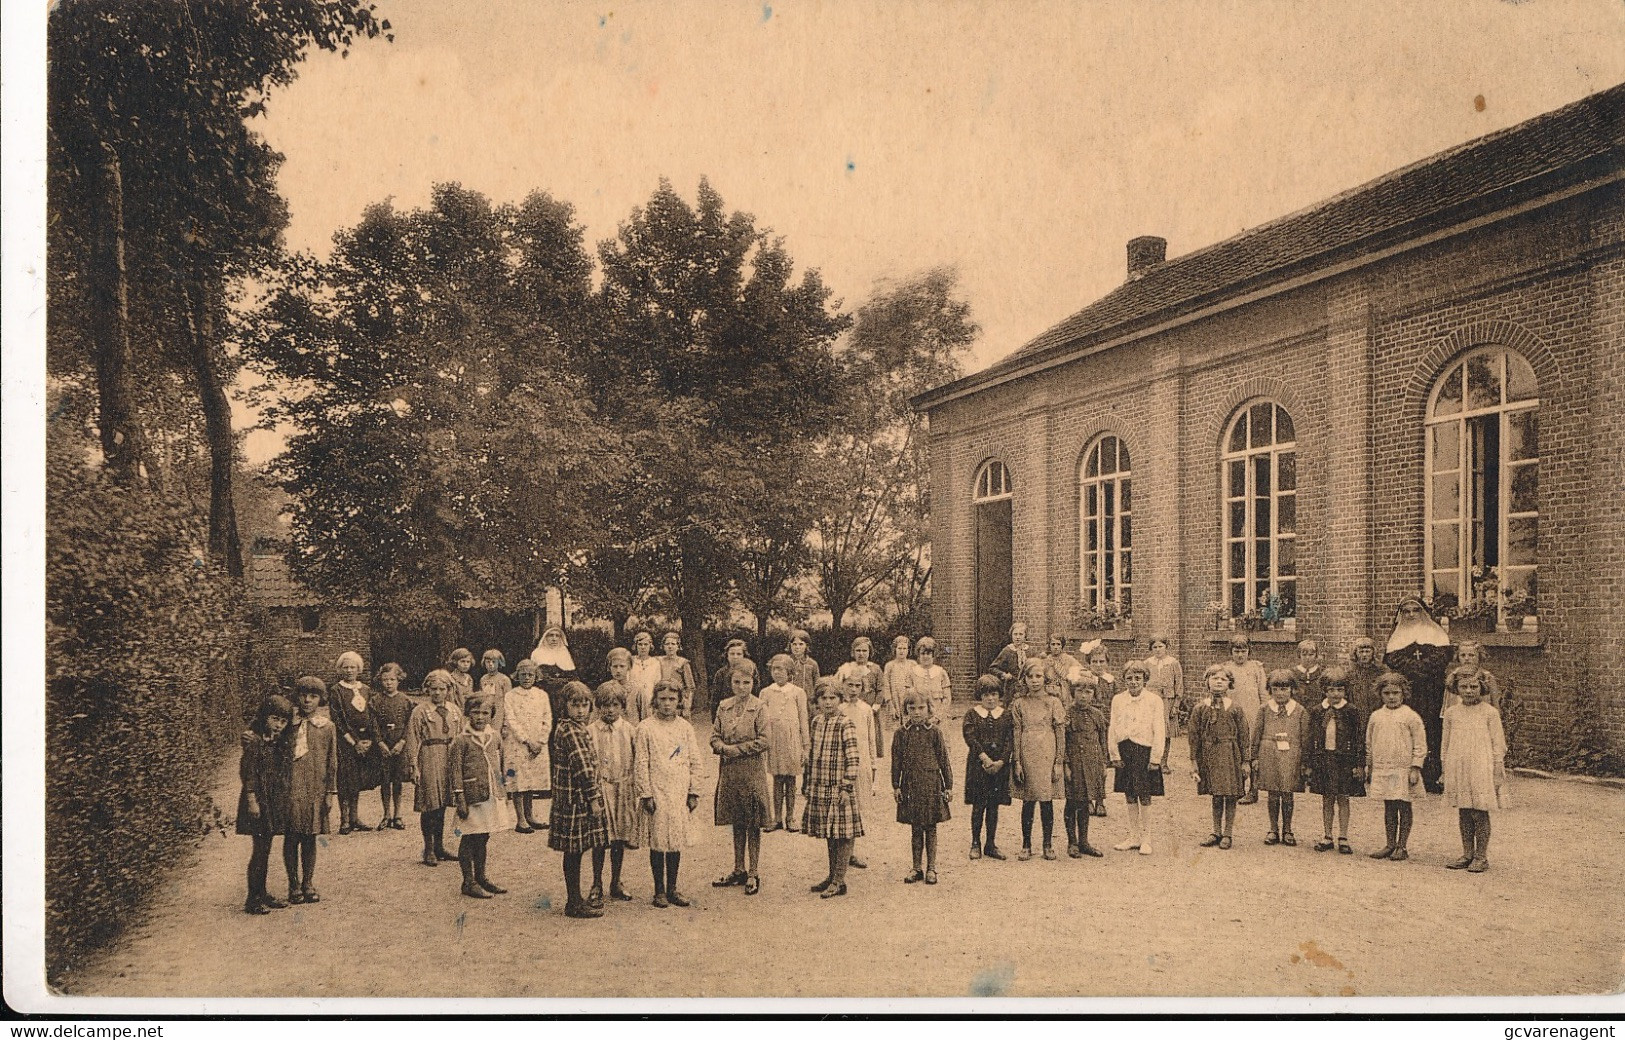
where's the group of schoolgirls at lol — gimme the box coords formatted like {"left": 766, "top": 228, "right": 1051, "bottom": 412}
{"left": 235, "top": 627, "right": 964, "bottom": 917}
{"left": 974, "top": 623, "right": 1509, "bottom": 873}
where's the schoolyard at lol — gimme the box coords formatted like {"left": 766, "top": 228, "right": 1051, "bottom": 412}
{"left": 59, "top": 710, "right": 1625, "bottom": 1000}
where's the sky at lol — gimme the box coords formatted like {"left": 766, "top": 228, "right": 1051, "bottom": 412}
{"left": 233, "top": 0, "right": 1625, "bottom": 458}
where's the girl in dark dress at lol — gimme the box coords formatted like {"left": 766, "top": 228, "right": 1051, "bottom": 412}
{"left": 550, "top": 681, "right": 610, "bottom": 919}
{"left": 1307, "top": 666, "right": 1366, "bottom": 854}
{"left": 891, "top": 692, "right": 953, "bottom": 885}
{"left": 370, "top": 662, "right": 414, "bottom": 830}
{"left": 330, "top": 650, "right": 383, "bottom": 833}
{"left": 1063, "top": 674, "right": 1110, "bottom": 858}
{"left": 237, "top": 694, "right": 294, "bottom": 914}
{"left": 962, "top": 675, "right": 1014, "bottom": 860}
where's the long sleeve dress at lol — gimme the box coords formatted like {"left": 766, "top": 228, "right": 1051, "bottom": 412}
{"left": 658, "top": 655, "right": 698, "bottom": 716}
{"left": 1145, "top": 655, "right": 1185, "bottom": 729}
{"left": 891, "top": 720, "right": 952, "bottom": 825}
{"left": 236, "top": 729, "right": 291, "bottom": 836}
{"left": 760, "top": 681, "right": 810, "bottom": 777}
{"left": 328, "top": 680, "right": 383, "bottom": 801}
{"left": 286, "top": 714, "right": 338, "bottom": 835}
{"left": 1251, "top": 699, "right": 1311, "bottom": 793}
{"left": 840, "top": 698, "right": 882, "bottom": 807}
{"left": 1225, "top": 660, "right": 1269, "bottom": 749}
{"left": 962, "top": 705, "right": 1014, "bottom": 807}
{"left": 1189, "top": 697, "right": 1248, "bottom": 797}
{"left": 1441, "top": 701, "right": 1509, "bottom": 810}
{"left": 789, "top": 655, "right": 821, "bottom": 719}
{"left": 711, "top": 694, "right": 772, "bottom": 828}
{"left": 477, "top": 671, "right": 512, "bottom": 734}
{"left": 1307, "top": 700, "right": 1366, "bottom": 797}
{"left": 911, "top": 663, "right": 954, "bottom": 720}
{"left": 446, "top": 727, "right": 513, "bottom": 835}
{"left": 1010, "top": 691, "right": 1066, "bottom": 801}
{"left": 590, "top": 716, "right": 640, "bottom": 845}
{"left": 548, "top": 718, "right": 608, "bottom": 853}
{"left": 1365, "top": 704, "right": 1428, "bottom": 802}
{"left": 882, "top": 659, "right": 914, "bottom": 726}
{"left": 408, "top": 700, "right": 463, "bottom": 812}
{"left": 625, "top": 656, "right": 664, "bottom": 725}
{"left": 802, "top": 712, "right": 863, "bottom": 839}
{"left": 989, "top": 642, "right": 1029, "bottom": 701}
{"left": 371, "top": 690, "right": 416, "bottom": 785}
{"left": 1063, "top": 702, "right": 1110, "bottom": 804}
{"left": 634, "top": 714, "right": 702, "bottom": 852}
{"left": 501, "top": 683, "right": 552, "bottom": 794}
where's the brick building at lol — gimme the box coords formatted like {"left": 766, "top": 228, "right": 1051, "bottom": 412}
{"left": 915, "top": 86, "right": 1625, "bottom": 765}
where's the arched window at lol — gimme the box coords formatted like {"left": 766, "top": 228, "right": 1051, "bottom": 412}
{"left": 974, "top": 459, "right": 1013, "bottom": 502}
{"left": 1079, "top": 435, "right": 1131, "bottom": 616}
{"left": 1221, "top": 401, "right": 1297, "bottom": 621}
{"left": 1425, "top": 347, "right": 1539, "bottom": 627}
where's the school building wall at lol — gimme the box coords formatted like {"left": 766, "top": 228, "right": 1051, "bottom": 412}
{"left": 926, "top": 182, "right": 1625, "bottom": 765}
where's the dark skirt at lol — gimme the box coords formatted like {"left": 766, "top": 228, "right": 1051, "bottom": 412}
{"left": 896, "top": 784, "right": 951, "bottom": 826}
{"left": 1308, "top": 753, "right": 1367, "bottom": 797}
{"left": 714, "top": 755, "right": 772, "bottom": 828}
{"left": 1112, "top": 740, "right": 1164, "bottom": 799}
{"left": 963, "top": 755, "right": 1012, "bottom": 807}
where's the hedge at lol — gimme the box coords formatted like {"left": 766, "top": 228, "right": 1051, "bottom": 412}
{"left": 46, "top": 451, "right": 249, "bottom": 986}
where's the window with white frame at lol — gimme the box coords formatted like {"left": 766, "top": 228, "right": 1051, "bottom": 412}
{"left": 1425, "top": 347, "right": 1539, "bottom": 627}
{"left": 1079, "top": 435, "right": 1131, "bottom": 617}
{"left": 1221, "top": 401, "right": 1297, "bottom": 621}
{"left": 974, "top": 459, "right": 1012, "bottom": 502}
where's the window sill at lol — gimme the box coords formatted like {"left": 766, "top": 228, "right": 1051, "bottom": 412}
{"left": 1068, "top": 627, "right": 1135, "bottom": 644}
{"left": 1475, "top": 631, "right": 1544, "bottom": 649}
{"left": 1208, "top": 629, "right": 1300, "bottom": 645}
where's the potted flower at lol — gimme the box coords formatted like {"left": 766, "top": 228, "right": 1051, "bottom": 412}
{"left": 1206, "top": 599, "right": 1231, "bottom": 631}
{"left": 1069, "top": 599, "right": 1128, "bottom": 633}
{"left": 1501, "top": 587, "right": 1536, "bottom": 632}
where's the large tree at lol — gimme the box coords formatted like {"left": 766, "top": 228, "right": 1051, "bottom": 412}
{"left": 48, "top": 0, "right": 390, "bottom": 570}
{"left": 246, "top": 184, "right": 614, "bottom": 628}
{"left": 589, "top": 179, "right": 848, "bottom": 675}
{"left": 810, "top": 266, "right": 978, "bottom": 633}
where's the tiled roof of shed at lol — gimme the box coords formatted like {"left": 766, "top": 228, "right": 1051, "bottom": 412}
{"left": 916, "top": 83, "right": 1625, "bottom": 409}
{"left": 247, "top": 553, "right": 323, "bottom": 608}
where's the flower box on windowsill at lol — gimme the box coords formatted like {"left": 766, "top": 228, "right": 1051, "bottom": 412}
{"left": 1209, "top": 629, "right": 1300, "bottom": 645}
{"left": 1068, "top": 626, "right": 1135, "bottom": 645}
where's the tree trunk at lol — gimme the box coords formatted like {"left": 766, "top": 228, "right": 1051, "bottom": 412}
{"left": 87, "top": 142, "right": 144, "bottom": 486}
{"left": 755, "top": 610, "right": 769, "bottom": 646}
{"left": 830, "top": 603, "right": 847, "bottom": 638}
{"left": 184, "top": 269, "right": 243, "bottom": 578}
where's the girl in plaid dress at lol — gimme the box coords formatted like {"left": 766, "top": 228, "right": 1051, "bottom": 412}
{"left": 803, "top": 678, "right": 863, "bottom": 899}
{"left": 549, "top": 682, "right": 610, "bottom": 919}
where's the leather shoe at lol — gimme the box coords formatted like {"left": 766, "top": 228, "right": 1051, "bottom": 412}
{"left": 1446, "top": 856, "right": 1473, "bottom": 869}
{"left": 820, "top": 883, "right": 848, "bottom": 899}
{"left": 462, "top": 881, "right": 492, "bottom": 899}
{"left": 667, "top": 891, "right": 692, "bottom": 907}
{"left": 904, "top": 869, "right": 924, "bottom": 884}
{"left": 478, "top": 878, "right": 507, "bottom": 895}
{"left": 1199, "top": 834, "right": 1222, "bottom": 848}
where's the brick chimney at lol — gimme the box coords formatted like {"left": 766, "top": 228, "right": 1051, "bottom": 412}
{"left": 1127, "top": 235, "right": 1166, "bottom": 280}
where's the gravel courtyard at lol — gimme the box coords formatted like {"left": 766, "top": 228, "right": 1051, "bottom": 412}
{"left": 60, "top": 713, "right": 1625, "bottom": 1000}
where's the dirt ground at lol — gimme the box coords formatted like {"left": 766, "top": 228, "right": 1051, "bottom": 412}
{"left": 58, "top": 712, "right": 1625, "bottom": 1000}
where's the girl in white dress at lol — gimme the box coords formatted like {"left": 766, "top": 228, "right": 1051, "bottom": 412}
{"left": 1441, "top": 668, "right": 1508, "bottom": 872}
{"left": 761, "top": 654, "right": 810, "bottom": 831}
{"left": 502, "top": 659, "right": 552, "bottom": 832}
{"left": 635, "top": 679, "right": 702, "bottom": 908}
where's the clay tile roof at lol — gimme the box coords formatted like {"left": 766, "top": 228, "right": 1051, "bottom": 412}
{"left": 916, "top": 82, "right": 1625, "bottom": 410}
{"left": 246, "top": 553, "right": 323, "bottom": 608}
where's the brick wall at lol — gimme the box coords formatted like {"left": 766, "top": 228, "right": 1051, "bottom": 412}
{"left": 254, "top": 606, "right": 375, "bottom": 688}
{"left": 926, "top": 182, "right": 1624, "bottom": 765}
